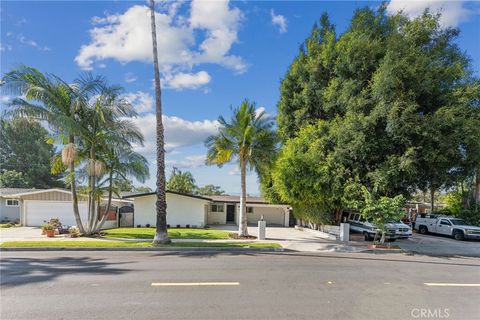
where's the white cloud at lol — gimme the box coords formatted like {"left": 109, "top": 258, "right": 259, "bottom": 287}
{"left": 75, "top": 0, "right": 246, "bottom": 88}
{"left": 228, "top": 166, "right": 240, "bottom": 176}
{"left": 131, "top": 113, "right": 219, "bottom": 158}
{"left": 76, "top": 5, "right": 193, "bottom": 70}
{"left": 387, "top": 0, "right": 478, "bottom": 28}
{"left": 165, "top": 71, "right": 211, "bottom": 90}
{"left": 123, "top": 91, "right": 154, "bottom": 113}
{"left": 190, "top": 0, "right": 246, "bottom": 73}
{"left": 17, "top": 34, "right": 50, "bottom": 51}
{"left": 270, "top": 9, "right": 287, "bottom": 33}
{"left": 166, "top": 155, "right": 206, "bottom": 169}
{"left": 125, "top": 72, "right": 137, "bottom": 83}
{"left": 0, "top": 43, "right": 12, "bottom": 52}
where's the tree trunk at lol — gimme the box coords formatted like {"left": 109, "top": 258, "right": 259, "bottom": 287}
{"left": 150, "top": 0, "right": 170, "bottom": 245}
{"left": 86, "top": 149, "right": 97, "bottom": 235}
{"left": 94, "top": 172, "right": 113, "bottom": 232}
{"left": 475, "top": 166, "right": 480, "bottom": 206}
{"left": 430, "top": 188, "right": 435, "bottom": 213}
{"left": 238, "top": 158, "right": 248, "bottom": 237}
{"left": 68, "top": 134, "right": 85, "bottom": 234}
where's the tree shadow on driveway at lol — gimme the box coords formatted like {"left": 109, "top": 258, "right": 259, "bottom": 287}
{"left": 0, "top": 256, "right": 134, "bottom": 288}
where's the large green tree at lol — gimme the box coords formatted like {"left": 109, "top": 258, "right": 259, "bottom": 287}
{"left": 270, "top": 7, "right": 479, "bottom": 225}
{"left": 206, "top": 100, "right": 277, "bottom": 236}
{"left": 0, "top": 118, "right": 61, "bottom": 188}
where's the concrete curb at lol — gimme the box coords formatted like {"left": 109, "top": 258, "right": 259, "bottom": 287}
{"left": 0, "top": 247, "right": 286, "bottom": 252}
{"left": 360, "top": 248, "right": 406, "bottom": 254}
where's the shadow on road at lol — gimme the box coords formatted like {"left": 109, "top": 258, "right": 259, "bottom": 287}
{"left": 279, "top": 252, "right": 480, "bottom": 267}
{"left": 0, "top": 257, "right": 134, "bottom": 288}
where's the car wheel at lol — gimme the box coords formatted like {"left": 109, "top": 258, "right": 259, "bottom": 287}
{"left": 419, "top": 226, "right": 428, "bottom": 234}
{"left": 453, "top": 230, "right": 464, "bottom": 241}
{"left": 363, "top": 232, "right": 371, "bottom": 241}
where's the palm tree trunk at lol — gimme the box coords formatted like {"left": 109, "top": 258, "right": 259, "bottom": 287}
{"left": 94, "top": 172, "right": 113, "bottom": 232}
{"left": 68, "top": 135, "right": 85, "bottom": 234}
{"left": 239, "top": 158, "right": 248, "bottom": 237}
{"left": 150, "top": 0, "right": 170, "bottom": 245}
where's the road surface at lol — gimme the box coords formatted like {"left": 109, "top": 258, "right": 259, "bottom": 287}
{"left": 1, "top": 251, "right": 479, "bottom": 319}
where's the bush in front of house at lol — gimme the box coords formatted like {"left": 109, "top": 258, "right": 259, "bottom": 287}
{"left": 69, "top": 226, "right": 81, "bottom": 238}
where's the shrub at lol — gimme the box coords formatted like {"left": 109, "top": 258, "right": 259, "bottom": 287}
{"left": 48, "top": 218, "right": 62, "bottom": 228}
{"left": 136, "top": 224, "right": 141, "bottom": 228}
{"left": 145, "top": 223, "right": 151, "bottom": 227}
{"left": 68, "top": 226, "right": 81, "bottom": 238}
{"left": 42, "top": 223, "right": 55, "bottom": 231}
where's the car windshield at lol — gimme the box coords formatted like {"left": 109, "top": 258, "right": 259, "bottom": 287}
{"left": 450, "top": 219, "right": 469, "bottom": 226}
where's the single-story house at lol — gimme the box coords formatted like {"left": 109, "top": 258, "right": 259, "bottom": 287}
{"left": 126, "top": 191, "right": 291, "bottom": 227}
{"left": 0, "top": 188, "right": 36, "bottom": 222}
{"left": 0, "top": 188, "right": 132, "bottom": 229}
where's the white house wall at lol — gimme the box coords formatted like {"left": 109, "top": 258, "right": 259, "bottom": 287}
{"left": 134, "top": 193, "right": 209, "bottom": 227}
{"left": 247, "top": 206, "right": 287, "bottom": 226}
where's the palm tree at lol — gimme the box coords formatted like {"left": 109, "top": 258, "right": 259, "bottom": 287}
{"left": 1, "top": 66, "right": 104, "bottom": 234}
{"left": 75, "top": 84, "right": 146, "bottom": 235}
{"left": 206, "top": 100, "right": 277, "bottom": 236}
{"left": 167, "top": 169, "right": 196, "bottom": 194}
{"left": 150, "top": 0, "right": 170, "bottom": 244}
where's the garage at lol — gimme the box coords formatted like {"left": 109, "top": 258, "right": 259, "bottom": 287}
{"left": 247, "top": 206, "right": 286, "bottom": 226}
{"left": 23, "top": 200, "right": 88, "bottom": 227}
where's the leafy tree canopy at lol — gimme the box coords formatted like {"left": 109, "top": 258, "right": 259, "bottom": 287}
{"left": 0, "top": 118, "right": 62, "bottom": 188}
{"left": 166, "top": 169, "right": 196, "bottom": 194}
{"left": 268, "top": 7, "right": 480, "bottom": 225}
{"left": 196, "top": 184, "right": 225, "bottom": 196}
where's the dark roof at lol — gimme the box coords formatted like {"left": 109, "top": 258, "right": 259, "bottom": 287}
{"left": 123, "top": 190, "right": 212, "bottom": 201}
{"left": 209, "top": 195, "right": 267, "bottom": 204}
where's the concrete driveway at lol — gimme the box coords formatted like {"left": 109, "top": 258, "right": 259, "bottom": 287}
{"left": 396, "top": 232, "right": 480, "bottom": 257}
{"left": 0, "top": 227, "right": 104, "bottom": 243}
{"left": 0, "top": 227, "right": 44, "bottom": 243}
{"left": 212, "top": 225, "right": 366, "bottom": 252}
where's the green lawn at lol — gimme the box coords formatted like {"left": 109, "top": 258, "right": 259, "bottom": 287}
{"left": 0, "top": 241, "right": 281, "bottom": 249}
{"left": 103, "top": 227, "right": 232, "bottom": 240}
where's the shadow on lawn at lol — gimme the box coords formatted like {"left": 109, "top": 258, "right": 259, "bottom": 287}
{"left": 0, "top": 257, "right": 133, "bottom": 288}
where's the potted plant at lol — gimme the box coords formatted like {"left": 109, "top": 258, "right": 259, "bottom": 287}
{"left": 42, "top": 224, "right": 55, "bottom": 237}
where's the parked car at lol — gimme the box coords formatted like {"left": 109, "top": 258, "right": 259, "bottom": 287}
{"left": 347, "top": 213, "right": 399, "bottom": 241}
{"left": 414, "top": 215, "right": 480, "bottom": 240}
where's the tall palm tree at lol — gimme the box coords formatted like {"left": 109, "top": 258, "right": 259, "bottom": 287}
{"left": 150, "top": 0, "right": 170, "bottom": 244}
{"left": 206, "top": 100, "right": 277, "bottom": 236}
{"left": 1, "top": 66, "right": 104, "bottom": 234}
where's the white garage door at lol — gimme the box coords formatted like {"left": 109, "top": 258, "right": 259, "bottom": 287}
{"left": 247, "top": 207, "right": 285, "bottom": 226}
{"left": 24, "top": 201, "right": 88, "bottom": 227}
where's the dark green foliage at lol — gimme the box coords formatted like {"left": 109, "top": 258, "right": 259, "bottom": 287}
{"left": 270, "top": 7, "right": 480, "bottom": 225}
{"left": 0, "top": 118, "right": 62, "bottom": 188}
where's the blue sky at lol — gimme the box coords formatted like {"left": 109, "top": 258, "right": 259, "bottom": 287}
{"left": 1, "top": 0, "right": 479, "bottom": 195}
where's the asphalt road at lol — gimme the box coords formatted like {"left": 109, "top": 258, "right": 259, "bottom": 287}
{"left": 1, "top": 251, "right": 479, "bottom": 320}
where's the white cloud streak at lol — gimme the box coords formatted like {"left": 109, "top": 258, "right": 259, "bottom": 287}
{"left": 131, "top": 113, "right": 219, "bottom": 158}
{"left": 270, "top": 9, "right": 287, "bottom": 33}
{"left": 387, "top": 0, "right": 479, "bottom": 28}
{"left": 75, "top": 0, "right": 246, "bottom": 90}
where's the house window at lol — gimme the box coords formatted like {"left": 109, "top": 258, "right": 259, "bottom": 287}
{"left": 6, "top": 199, "right": 19, "bottom": 207}
{"left": 211, "top": 203, "right": 224, "bottom": 212}
{"left": 247, "top": 207, "right": 253, "bottom": 213}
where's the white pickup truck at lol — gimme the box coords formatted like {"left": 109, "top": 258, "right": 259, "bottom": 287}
{"left": 414, "top": 215, "right": 480, "bottom": 240}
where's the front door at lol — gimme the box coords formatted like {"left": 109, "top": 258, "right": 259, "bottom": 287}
{"left": 226, "top": 205, "right": 235, "bottom": 223}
